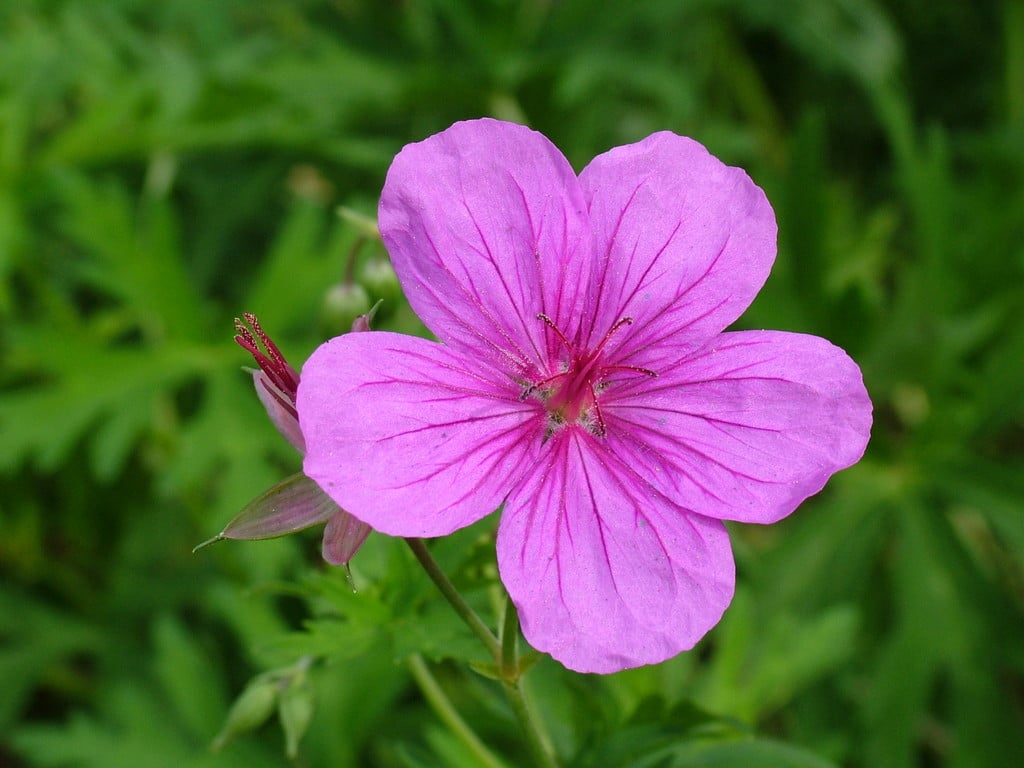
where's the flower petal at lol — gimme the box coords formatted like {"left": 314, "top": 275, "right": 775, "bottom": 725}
{"left": 297, "top": 331, "right": 543, "bottom": 537}
{"left": 604, "top": 331, "right": 872, "bottom": 524}
{"left": 578, "top": 132, "right": 776, "bottom": 366}
{"left": 497, "top": 430, "right": 735, "bottom": 673}
{"left": 253, "top": 370, "right": 305, "bottom": 453}
{"left": 378, "top": 118, "right": 593, "bottom": 379}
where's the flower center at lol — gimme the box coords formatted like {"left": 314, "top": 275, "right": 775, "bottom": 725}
{"left": 522, "top": 314, "right": 656, "bottom": 438}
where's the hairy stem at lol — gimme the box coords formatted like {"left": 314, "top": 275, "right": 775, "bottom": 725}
{"left": 405, "top": 538, "right": 560, "bottom": 767}
{"left": 499, "top": 600, "right": 559, "bottom": 768}
{"left": 404, "top": 538, "right": 501, "bottom": 659}
{"left": 407, "top": 654, "right": 510, "bottom": 768}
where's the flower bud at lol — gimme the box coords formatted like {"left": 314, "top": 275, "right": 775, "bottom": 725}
{"left": 360, "top": 258, "right": 401, "bottom": 305}
{"left": 322, "top": 282, "right": 370, "bottom": 334}
{"left": 279, "top": 676, "right": 315, "bottom": 759}
{"left": 212, "top": 678, "right": 279, "bottom": 751}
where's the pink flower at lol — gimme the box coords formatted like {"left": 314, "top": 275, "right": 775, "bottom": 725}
{"left": 228, "top": 313, "right": 372, "bottom": 567}
{"left": 297, "top": 119, "right": 872, "bottom": 673}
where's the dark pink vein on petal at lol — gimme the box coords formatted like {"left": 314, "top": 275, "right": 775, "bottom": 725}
{"left": 418, "top": 226, "right": 536, "bottom": 375}
{"left": 585, "top": 181, "right": 645, "bottom": 344}
{"left": 381, "top": 416, "right": 538, "bottom": 506}
{"left": 597, "top": 433, "right": 728, "bottom": 548}
{"left": 459, "top": 186, "right": 546, "bottom": 368}
{"left": 611, "top": 410, "right": 788, "bottom": 490}
{"left": 608, "top": 235, "right": 732, "bottom": 368}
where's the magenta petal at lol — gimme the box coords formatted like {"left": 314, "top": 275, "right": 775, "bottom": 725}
{"left": 605, "top": 331, "right": 872, "bottom": 524}
{"left": 252, "top": 370, "right": 305, "bottom": 453}
{"left": 378, "top": 118, "right": 593, "bottom": 377}
{"left": 297, "top": 331, "right": 543, "bottom": 538}
{"left": 578, "top": 133, "right": 776, "bottom": 364}
{"left": 321, "top": 511, "right": 372, "bottom": 567}
{"left": 497, "top": 432, "right": 735, "bottom": 674}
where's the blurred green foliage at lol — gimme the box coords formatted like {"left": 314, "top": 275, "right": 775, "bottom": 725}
{"left": 1, "top": 1, "right": 1022, "bottom": 766}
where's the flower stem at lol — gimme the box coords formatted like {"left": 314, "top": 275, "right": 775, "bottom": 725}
{"left": 405, "top": 538, "right": 559, "bottom": 768}
{"left": 499, "top": 600, "right": 559, "bottom": 768}
{"left": 404, "top": 538, "right": 501, "bottom": 659}
{"left": 502, "top": 678, "right": 559, "bottom": 768}
{"left": 500, "top": 597, "right": 519, "bottom": 678}
{"left": 407, "top": 654, "right": 511, "bottom": 768}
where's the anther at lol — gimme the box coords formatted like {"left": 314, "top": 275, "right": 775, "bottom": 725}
{"left": 520, "top": 368, "right": 569, "bottom": 401}
{"left": 603, "top": 364, "right": 658, "bottom": 378}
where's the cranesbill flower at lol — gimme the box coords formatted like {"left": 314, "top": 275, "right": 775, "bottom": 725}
{"left": 297, "top": 119, "right": 872, "bottom": 673}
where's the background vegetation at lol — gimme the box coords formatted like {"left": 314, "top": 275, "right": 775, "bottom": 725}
{"left": 2, "top": 1, "right": 1022, "bottom": 766}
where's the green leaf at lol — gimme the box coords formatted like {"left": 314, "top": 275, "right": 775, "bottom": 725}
{"left": 152, "top": 614, "right": 227, "bottom": 743}
{"left": 666, "top": 738, "right": 839, "bottom": 768}
{"left": 0, "top": 587, "right": 102, "bottom": 728}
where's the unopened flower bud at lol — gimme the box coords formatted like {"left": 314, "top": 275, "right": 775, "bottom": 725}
{"left": 212, "top": 678, "right": 279, "bottom": 751}
{"left": 359, "top": 258, "right": 400, "bottom": 304}
{"left": 279, "top": 676, "right": 315, "bottom": 759}
{"left": 350, "top": 299, "right": 382, "bottom": 334}
{"left": 322, "top": 282, "right": 370, "bottom": 334}
{"left": 218, "top": 472, "right": 338, "bottom": 542}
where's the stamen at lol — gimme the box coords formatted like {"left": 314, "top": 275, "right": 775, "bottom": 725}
{"left": 602, "top": 364, "right": 658, "bottom": 378}
{"left": 245, "top": 313, "right": 288, "bottom": 368}
{"left": 234, "top": 313, "right": 300, "bottom": 400}
{"left": 588, "top": 380, "right": 607, "bottom": 437}
{"left": 525, "top": 312, "right": 658, "bottom": 439}
{"left": 256, "top": 376, "right": 299, "bottom": 421}
{"left": 592, "top": 316, "right": 633, "bottom": 357}
{"left": 520, "top": 368, "right": 570, "bottom": 401}
{"left": 537, "top": 313, "right": 572, "bottom": 353}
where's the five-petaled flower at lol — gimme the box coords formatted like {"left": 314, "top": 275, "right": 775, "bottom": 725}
{"left": 297, "top": 119, "right": 872, "bottom": 673}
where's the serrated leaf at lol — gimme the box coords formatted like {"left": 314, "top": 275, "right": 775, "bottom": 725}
{"left": 152, "top": 614, "right": 227, "bottom": 742}
{"left": 261, "top": 619, "right": 380, "bottom": 665}
{"left": 0, "top": 339, "right": 199, "bottom": 472}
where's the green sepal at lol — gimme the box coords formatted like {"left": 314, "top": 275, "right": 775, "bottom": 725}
{"left": 197, "top": 473, "right": 338, "bottom": 551}
{"left": 211, "top": 678, "right": 279, "bottom": 751}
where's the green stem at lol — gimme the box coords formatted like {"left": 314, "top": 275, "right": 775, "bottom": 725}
{"left": 407, "top": 654, "right": 510, "bottom": 768}
{"left": 502, "top": 677, "right": 559, "bottom": 768}
{"left": 404, "top": 538, "right": 501, "bottom": 659}
{"left": 500, "top": 597, "right": 519, "bottom": 678}
{"left": 406, "top": 538, "right": 560, "bottom": 768}
{"left": 498, "top": 600, "right": 559, "bottom": 768}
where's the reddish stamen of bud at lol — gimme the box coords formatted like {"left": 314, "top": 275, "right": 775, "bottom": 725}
{"left": 234, "top": 313, "right": 300, "bottom": 402}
